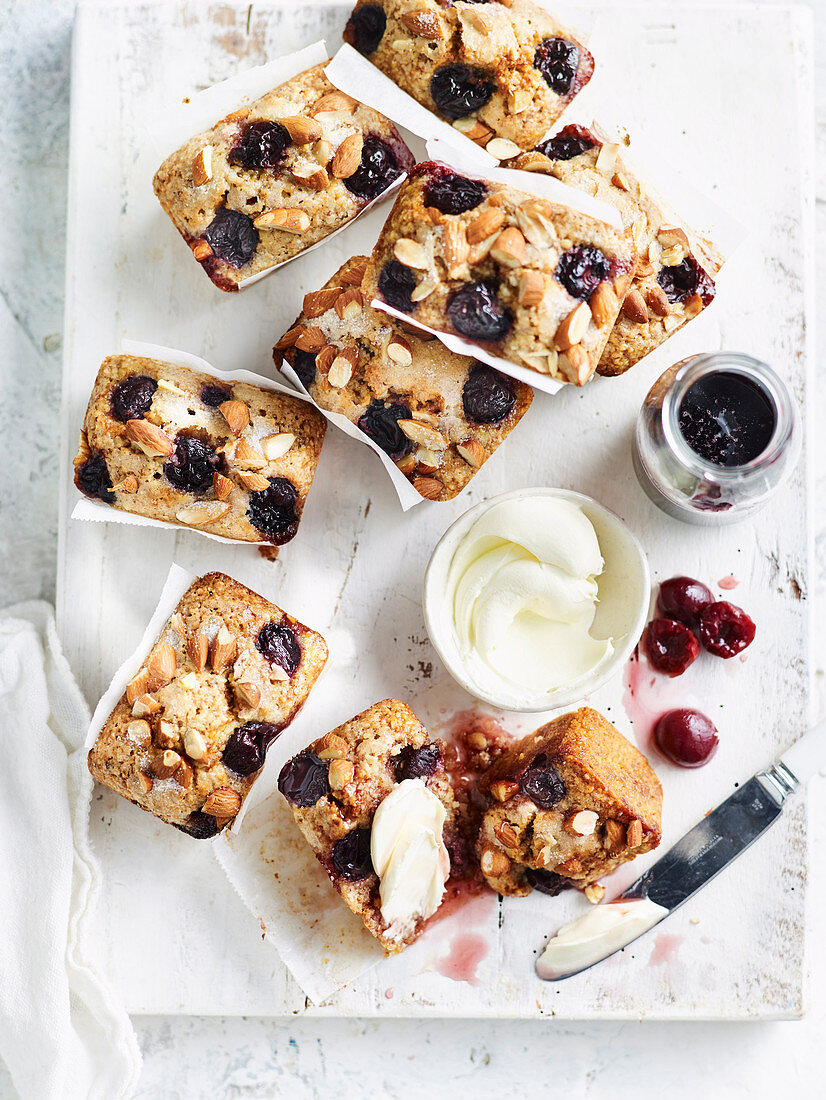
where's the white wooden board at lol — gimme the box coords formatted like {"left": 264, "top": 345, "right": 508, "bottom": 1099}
{"left": 59, "top": 1, "right": 814, "bottom": 1018}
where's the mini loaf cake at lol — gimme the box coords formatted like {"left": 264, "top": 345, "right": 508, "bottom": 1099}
{"left": 343, "top": 0, "right": 593, "bottom": 153}
{"left": 363, "top": 162, "right": 636, "bottom": 385}
{"left": 88, "top": 572, "right": 328, "bottom": 838}
{"left": 73, "top": 353, "right": 325, "bottom": 544}
{"left": 477, "top": 707, "right": 662, "bottom": 897}
{"left": 509, "top": 124, "right": 722, "bottom": 375}
{"left": 153, "top": 63, "right": 414, "bottom": 291}
{"left": 274, "top": 255, "right": 533, "bottom": 501}
{"left": 278, "top": 699, "right": 456, "bottom": 952}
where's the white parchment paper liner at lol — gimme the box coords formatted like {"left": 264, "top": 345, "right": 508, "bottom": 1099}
{"left": 147, "top": 41, "right": 407, "bottom": 290}
{"left": 71, "top": 339, "right": 319, "bottom": 545}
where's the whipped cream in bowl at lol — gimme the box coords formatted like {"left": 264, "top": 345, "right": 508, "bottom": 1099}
{"left": 423, "top": 488, "right": 649, "bottom": 712}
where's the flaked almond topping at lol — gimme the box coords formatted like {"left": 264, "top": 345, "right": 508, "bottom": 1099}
{"left": 127, "top": 719, "right": 152, "bottom": 745}
{"left": 280, "top": 115, "right": 322, "bottom": 144}
{"left": 490, "top": 226, "right": 526, "bottom": 267}
{"left": 210, "top": 625, "right": 236, "bottom": 671}
{"left": 456, "top": 439, "right": 486, "bottom": 469}
{"left": 126, "top": 668, "right": 152, "bottom": 705}
{"left": 314, "top": 139, "right": 333, "bottom": 166}
{"left": 237, "top": 470, "right": 271, "bottom": 492}
{"left": 518, "top": 270, "right": 545, "bottom": 308}
{"left": 125, "top": 419, "right": 174, "bottom": 457}
{"left": 175, "top": 501, "right": 231, "bottom": 526}
{"left": 452, "top": 116, "right": 479, "bottom": 134}
{"left": 486, "top": 137, "right": 521, "bottom": 161}
{"left": 311, "top": 90, "right": 359, "bottom": 117}
{"left": 480, "top": 845, "right": 511, "bottom": 877}
{"left": 315, "top": 345, "right": 336, "bottom": 375}
{"left": 154, "top": 720, "right": 178, "bottom": 749}
{"left": 612, "top": 171, "right": 633, "bottom": 193}
{"left": 131, "top": 693, "right": 161, "bottom": 718}
{"left": 595, "top": 142, "right": 619, "bottom": 176}
{"left": 560, "top": 344, "right": 591, "bottom": 386}
{"left": 74, "top": 429, "right": 91, "bottom": 467}
{"left": 327, "top": 355, "right": 353, "bottom": 388}
{"left": 174, "top": 758, "right": 194, "bottom": 789}
{"left": 536, "top": 843, "right": 556, "bottom": 868}
{"left": 627, "top": 819, "right": 644, "bottom": 847}
{"left": 303, "top": 286, "right": 343, "bottom": 318}
{"left": 233, "top": 438, "right": 267, "bottom": 470}
{"left": 179, "top": 672, "right": 199, "bottom": 690}
{"left": 291, "top": 163, "right": 329, "bottom": 191}
{"left": 645, "top": 285, "right": 670, "bottom": 318}
{"left": 219, "top": 399, "right": 250, "bottom": 437}
{"left": 556, "top": 857, "right": 583, "bottom": 876}
{"left": 623, "top": 288, "right": 649, "bottom": 324}
{"left": 411, "top": 274, "right": 438, "bottom": 302}
{"left": 192, "top": 240, "right": 213, "bottom": 262}
{"left": 254, "top": 208, "right": 311, "bottom": 233}
{"left": 683, "top": 293, "right": 703, "bottom": 319}
{"left": 203, "top": 787, "right": 241, "bottom": 818}
{"left": 507, "top": 88, "right": 532, "bottom": 114}
{"left": 603, "top": 819, "right": 626, "bottom": 853}
{"left": 413, "top": 476, "right": 442, "bottom": 500}
{"left": 442, "top": 220, "right": 469, "bottom": 276}
{"left": 515, "top": 204, "right": 554, "bottom": 249}
{"left": 584, "top": 883, "right": 606, "bottom": 904}
{"left": 261, "top": 433, "right": 295, "bottom": 460}
{"left": 112, "top": 474, "right": 138, "bottom": 494}
{"left": 213, "top": 472, "right": 234, "bottom": 501}
{"left": 331, "top": 132, "right": 364, "bottom": 179}
{"left": 156, "top": 377, "right": 187, "bottom": 396}
{"left": 590, "top": 282, "right": 618, "bottom": 327}
{"left": 386, "top": 336, "right": 412, "bottom": 366}
{"left": 328, "top": 758, "right": 355, "bottom": 790}
{"left": 340, "top": 257, "right": 368, "bottom": 286}
{"left": 149, "top": 644, "right": 176, "bottom": 687}
{"left": 511, "top": 150, "right": 552, "bottom": 173}
{"left": 398, "top": 419, "right": 448, "bottom": 451}
{"left": 658, "top": 225, "right": 689, "bottom": 250}
{"left": 415, "top": 447, "right": 442, "bottom": 474}
{"left": 269, "top": 663, "right": 290, "bottom": 683}
{"left": 192, "top": 145, "right": 213, "bottom": 186}
{"left": 222, "top": 106, "right": 250, "bottom": 124}
{"left": 138, "top": 772, "right": 153, "bottom": 795}
{"left": 393, "top": 237, "right": 429, "bottom": 269}
{"left": 400, "top": 9, "right": 442, "bottom": 38}
{"left": 274, "top": 324, "right": 303, "bottom": 351}
{"left": 467, "top": 206, "right": 506, "bottom": 245}
{"left": 294, "top": 326, "right": 326, "bottom": 352}
{"left": 169, "top": 612, "right": 185, "bottom": 636}
{"left": 396, "top": 452, "right": 416, "bottom": 476}
{"left": 489, "top": 779, "right": 518, "bottom": 803}
{"left": 153, "top": 749, "right": 182, "bottom": 780}
{"left": 494, "top": 821, "right": 519, "bottom": 849}
{"left": 235, "top": 680, "right": 261, "bottom": 709}
{"left": 661, "top": 244, "right": 686, "bottom": 266}
{"left": 334, "top": 287, "right": 364, "bottom": 319}
{"left": 613, "top": 273, "right": 632, "bottom": 298}
{"left": 184, "top": 728, "right": 208, "bottom": 762}
{"left": 315, "top": 732, "right": 348, "bottom": 760}
{"left": 186, "top": 632, "right": 209, "bottom": 671}
{"left": 635, "top": 259, "right": 655, "bottom": 278}
{"left": 662, "top": 314, "right": 682, "bottom": 332}
{"left": 564, "top": 810, "right": 599, "bottom": 837}
{"left": 554, "top": 301, "right": 592, "bottom": 351}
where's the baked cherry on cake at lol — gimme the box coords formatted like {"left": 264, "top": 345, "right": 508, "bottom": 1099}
{"left": 476, "top": 707, "right": 662, "bottom": 897}
{"left": 343, "top": 0, "right": 594, "bottom": 152}
{"left": 363, "top": 163, "right": 636, "bottom": 386}
{"left": 87, "top": 573, "right": 328, "bottom": 838}
{"left": 279, "top": 699, "right": 457, "bottom": 952}
{"left": 273, "top": 255, "right": 533, "bottom": 501}
{"left": 153, "top": 63, "right": 414, "bottom": 291}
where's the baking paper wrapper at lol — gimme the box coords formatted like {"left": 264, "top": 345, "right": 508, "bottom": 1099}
{"left": 147, "top": 41, "right": 407, "bottom": 290}
{"left": 71, "top": 339, "right": 320, "bottom": 545}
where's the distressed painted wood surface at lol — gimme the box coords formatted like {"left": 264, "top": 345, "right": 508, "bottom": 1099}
{"left": 60, "top": 2, "right": 814, "bottom": 1017}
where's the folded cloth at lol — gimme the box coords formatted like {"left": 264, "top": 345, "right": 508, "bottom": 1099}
{"left": 0, "top": 601, "right": 140, "bottom": 1100}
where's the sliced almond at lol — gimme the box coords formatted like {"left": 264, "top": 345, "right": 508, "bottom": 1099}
{"left": 661, "top": 244, "right": 686, "bottom": 266}
{"left": 683, "top": 293, "right": 703, "bottom": 319}
{"left": 518, "top": 270, "right": 545, "bottom": 308}
{"left": 490, "top": 226, "right": 526, "bottom": 267}
{"left": 645, "top": 285, "right": 670, "bottom": 318}
{"left": 613, "top": 273, "right": 632, "bottom": 298}
{"left": 486, "top": 138, "right": 521, "bottom": 161}
{"left": 411, "top": 274, "right": 438, "bottom": 302}
{"left": 254, "top": 208, "right": 311, "bottom": 233}
{"left": 192, "top": 145, "right": 213, "bottom": 186}
{"left": 564, "top": 810, "right": 599, "bottom": 837}
{"left": 280, "top": 115, "right": 322, "bottom": 144}
{"left": 480, "top": 845, "right": 511, "bottom": 878}
{"left": 315, "top": 345, "right": 336, "bottom": 375}
{"left": 590, "top": 282, "right": 618, "bottom": 327}
{"left": 467, "top": 207, "right": 506, "bottom": 245}
{"left": 386, "top": 336, "right": 412, "bottom": 366}
{"left": 341, "top": 257, "right": 368, "bottom": 286}
{"left": 662, "top": 313, "right": 682, "bottom": 332}
{"left": 393, "top": 237, "right": 429, "bottom": 269}
{"left": 441, "top": 220, "right": 469, "bottom": 277}
{"left": 237, "top": 470, "right": 269, "bottom": 492}
{"left": 456, "top": 439, "right": 486, "bottom": 469}
{"left": 316, "top": 732, "right": 348, "bottom": 760}
{"left": 515, "top": 204, "right": 555, "bottom": 249}
{"left": 313, "top": 139, "right": 333, "bottom": 166}
{"left": 595, "top": 142, "right": 619, "bottom": 176}
{"left": 274, "top": 324, "right": 303, "bottom": 351}
{"left": 183, "top": 632, "right": 207, "bottom": 672}
{"left": 261, "top": 433, "right": 295, "bottom": 460}
{"left": 335, "top": 287, "right": 364, "bottom": 319}
{"left": 213, "top": 472, "right": 234, "bottom": 501}
{"left": 489, "top": 779, "right": 519, "bottom": 803}
{"left": 464, "top": 120, "right": 495, "bottom": 146}
{"left": 311, "top": 90, "right": 358, "bottom": 117}
{"left": 413, "top": 476, "right": 442, "bottom": 500}
{"left": 154, "top": 720, "right": 178, "bottom": 749}
{"left": 400, "top": 9, "right": 442, "bottom": 38}
{"left": 235, "top": 681, "right": 261, "bottom": 709}
{"left": 203, "top": 787, "right": 241, "bottom": 818}
{"left": 179, "top": 671, "right": 199, "bottom": 690}
{"left": 622, "top": 288, "right": 649, "bottom": 324}
{"left": 131, "top": 693, "right": 161, "bottom": 718}
{"left": 584, "top": 883, "right": 606, "bottom": 904}
{"left": 327, "top": 355, "right": 353, "bottom": 388}
{"left": 398, "top": 419, "right": 448, "bottom": 451}
{"left": 560, "top": 344, "right": 592, "bottom": 386}
{"left": 222, "top": 107, "right": 250, "bottom": 124}
{"left": 331, "top": 132, "right": 364, "bottom": 179}
{"left": 153, "top": 749, "right": 182, "bottom": 780}
{"left": 174, "top": 758, "right": 194, "bottom": 789}
{"left": 138, "top": 772, "right": 153, "bottom": 795}
{"left": 508, "top": 88, "right": 532, "bottom": 115}
{"left": 536, "top": 843, "right": 556, "bottom": 868}
{"left": 112, "top": 474, "right": 138, "bottom": 494}
{"left": 192, "top": 239, "right": 213, "bottom": 262}
{"left": 494, "top": 822, "right": 519, "bottom": 849}
{"left": 269, "top": 663, "right": 290, "bottom": 683}
{"left": 612, "top": 171, "right": 633, "bottom": 193}
{"left": 554, "top": 301, "right": 592, "bottom": 351}
{"left": 156, "top": 377, "right": 187, "bottom": 396}
{"left": 183, "top": 728, "right": 208, "bottom": 763}
{"left": 396, "top": 453, "right": 416, "bottom": 476}
{"left": 626, "top": 819, "right": 644, "bottom": 847}
{"left": 604, "top": 819, "right": 626, "bottom": 854}
{"left": 415, "top": 447, "right": 442, "bottom": 474}
{"left": 125, "top": 419, "right": 174, "bottom": 457}
{"left": 291, "top": 162, "right": 329, "bottom": 191}
{"left": 328, "top": 758, "right": 355, "bottom": 790}
{"left": 657, "top": 225, "right": 689, "bottom": 250}
{"left": 294, "top": 326, "right": 326, "bottom": 352}
{"left": 511, "top": 150, "right": 553, "bottom": 173}
{"left": 149, "top": 644, "right": 176, "bottom": 687}
{"left": 303, "top": 286, "right": 343, "bottom": 318}
{"left": 233, "top": 438, "right": 267, "bottom": 469}
{"left": 169, "top": 610, "right": 185, "bottom": 634}
{"left": 126, "top": 668, "right": 152, "bottom": 705}
{"left": 175, "top": 501, "right": 231, "bottom": 527}
{"left": 126, "top": 719, "right": 152, "bottom": 745}
{"left": 556, "top": 857, "right": 583, "bottom": 876}
{"left": 210, "top": 625, "right": 236, "bottom": 671}
{"left": 219, "top": 399, "right": 250, "bottom": 437}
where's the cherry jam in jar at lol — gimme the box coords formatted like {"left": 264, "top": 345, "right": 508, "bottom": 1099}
{"left": 633, "top": 353, "right": 798, "bottom": 525}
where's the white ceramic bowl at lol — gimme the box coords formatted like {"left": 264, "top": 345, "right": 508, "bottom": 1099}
{"left": 422, "top": 487, "right": 650, "bottom": 712}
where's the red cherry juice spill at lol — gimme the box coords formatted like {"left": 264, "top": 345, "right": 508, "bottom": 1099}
{"left": 718, "top": 575, "right": 739, "bottom": 590}
{"left": 434, "top": 932, "right": 488, "bottom": 987}
{"left": 622, "top": 649, "right": 698, "bottom": 753}
{"left": 650, "top": 932, "right": 682, "bottom": 967}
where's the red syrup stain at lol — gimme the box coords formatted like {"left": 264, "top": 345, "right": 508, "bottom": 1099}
{"left": 622, "top": 649, "right": 698, "bottom": 757}
{"left": 384, "top": 988, "right": 394, "bottom": 1000}
{"left": 650, "top": 932, "right": 682, "bottom": 966}
{"left": 718, "top": 575, "right": 739, "bottom": 590}
{"left": 434, "top": 932, "right": 489, "bottom": 987}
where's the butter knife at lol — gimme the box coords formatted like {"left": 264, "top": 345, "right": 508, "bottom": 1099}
{"left": 536, "top": 720, "right": 826, "bottom": 981}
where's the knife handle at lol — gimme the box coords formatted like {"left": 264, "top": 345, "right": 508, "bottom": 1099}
{"left": 779, "top": 720, "right": 826, "bottom": 786}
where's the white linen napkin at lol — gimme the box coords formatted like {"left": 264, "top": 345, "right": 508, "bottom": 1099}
{"left": 0, "top": 601, "right": 140, "bottom": 1100}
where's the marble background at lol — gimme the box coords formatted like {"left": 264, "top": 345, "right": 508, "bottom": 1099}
{"left": 0, "top": 0, "right": 824, "bottom": 1095}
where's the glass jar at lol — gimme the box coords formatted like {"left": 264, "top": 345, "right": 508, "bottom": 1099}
{"left": 633, "top": 353, "right": 799, "bottom": 525}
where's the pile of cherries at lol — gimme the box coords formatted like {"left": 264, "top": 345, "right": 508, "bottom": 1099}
{"left": 643, "top": 575, "right": 756, "bottom": 769}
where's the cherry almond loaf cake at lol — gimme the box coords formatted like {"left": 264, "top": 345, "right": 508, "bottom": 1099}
{"left": 278, "top": 699, "right": 456, "bottom": 952}
{"left": 153, "top": 63, "right": 414, "bottom": 290}
{"left": 88, "top": 573, "right": 328, "bottom": 838}
{"left": 274, "top": 255, "right": 533, "bottom": 500}
{"left": 510, "top": 124, "right": 723, "bottom": 374}
{"left": 343, "top": 0, "right": 594, "bottom": 153}
{"left": 477, "top": 708, "right": 662, "bottom": 898}
{"left": 74, "top": 354, "right": 325, "bottom": 544}
{"left": 363, "top": 162, "right": 637, "bottom": 385}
